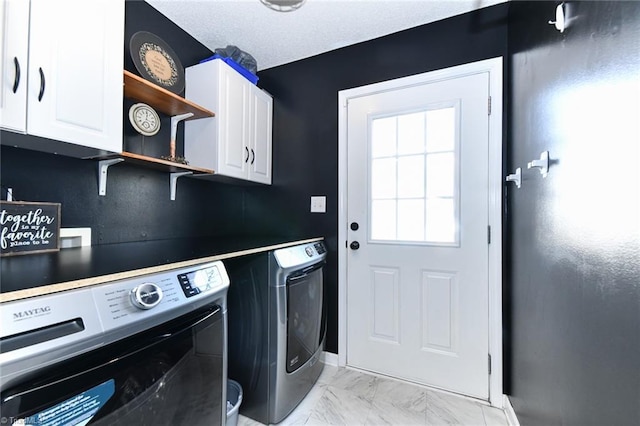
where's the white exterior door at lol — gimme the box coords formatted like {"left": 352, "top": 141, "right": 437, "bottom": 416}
{"left": 345, "top": 68, "right": 492, "bottom": 399}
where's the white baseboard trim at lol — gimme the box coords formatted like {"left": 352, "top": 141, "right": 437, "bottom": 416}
{"left": 503, "top": 395, "right": 520, "bottom": 426}
{"left": 322, "top": 351, "right": 339, "bottom": 366}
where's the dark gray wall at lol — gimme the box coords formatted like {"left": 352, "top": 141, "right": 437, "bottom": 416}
{"left": 7, "top": 4, "right": 638, "bottom": 423}
{"left": 0, "top": 0, "right": 509, "bottom": 358}
{"left": 256, "top": 3, "right": 509, "bottom": 354}
{"left": 1, "top": 1, "right": 251, "bottom": 245}
{"left": 507, "top": 2, "right": 640, "bottom": 425}
{"left": 1, "top": 1, "right": 508, "bottom": 356}
{"left": 0, "top": 144, "right": 252, "bottom": 243}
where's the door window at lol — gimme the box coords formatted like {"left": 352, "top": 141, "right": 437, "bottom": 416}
{"left": 369, "top": 104, "right": 460, "bottom": 245}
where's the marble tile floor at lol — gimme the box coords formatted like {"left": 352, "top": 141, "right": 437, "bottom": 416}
{"left": 238, "top": 365, "right": 509, "bottom": 426}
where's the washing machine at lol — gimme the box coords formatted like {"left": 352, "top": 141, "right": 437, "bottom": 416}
{"left": 1, "top": 261, "right": 230, "bottom": 425}
{"left": 226, "top": 241, "right": 327, "bottom": 424}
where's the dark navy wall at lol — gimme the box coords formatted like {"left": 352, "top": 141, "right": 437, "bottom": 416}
{"left": 507, "top": 2, "right": 640, "bottom": 425}
{"left": 256, "top": 3, "right": 509, "bottom": 354}
{"left": 1, "top": 1, "right": 249, "bottom": 245}
{"left": 1, "top": 1, "right": 508, "bottom": 356}
{"left": 0, "top": 144, "right": 251, "bottom": 244}
{"left": 10, "top": 6, "right": 637, "bottom": 423}
{"left": 122, "top": 1, "right": 213, "bottom": 160}
{"left": 0, "top": 1, "right": 508, "bottom": 356}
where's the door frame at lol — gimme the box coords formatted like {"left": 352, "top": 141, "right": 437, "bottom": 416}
{"left": 337, "top": 57, "right": 503, "bottom": 407}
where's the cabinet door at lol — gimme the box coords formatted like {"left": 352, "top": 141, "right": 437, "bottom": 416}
{"left": 249, "top": 88, "right": 272, "bottom": 184}
{"left": 0, "top": 0, "right": 29, "bottom": 132}
{"left": 217, "top": 64, "right": 250, "bottom": 179}
{"left": 27, "top": 0, "right": 124, "bottom": 154}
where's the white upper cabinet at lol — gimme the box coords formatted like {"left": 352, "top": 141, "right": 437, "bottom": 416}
{"left": 185, "top": 59, "right": 273, "bottom": 184}
{"left": 217, "top": 61, "right": 250, "bottom": 179}
{"left": 249, "top": 87, "right": 273, "bottom": 184}
{"left": 1, "top": 0, "right": 124, "bottom": 156}
{"left": 0, "top": 0, "right": 29, "bottom": 132}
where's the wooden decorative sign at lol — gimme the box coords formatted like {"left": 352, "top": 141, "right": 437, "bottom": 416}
{"left": 0, "top": 201, "right": 61, "bottom": 256}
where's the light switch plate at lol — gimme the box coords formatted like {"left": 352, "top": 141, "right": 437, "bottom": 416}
{"left": 310, "top": 196, "right": 326, "bottom": 213}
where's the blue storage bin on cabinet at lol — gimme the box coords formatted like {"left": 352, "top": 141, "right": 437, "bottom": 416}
{"left": 199, "top": 54, "right": 259, "bottom": 85}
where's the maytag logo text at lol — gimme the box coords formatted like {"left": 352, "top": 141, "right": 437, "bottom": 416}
{"left": 13, "top": 306, "right": 52, "bottom": 321}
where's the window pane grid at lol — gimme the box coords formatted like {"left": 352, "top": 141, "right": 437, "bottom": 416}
{"left": 370, "top": 106, "right": 458, "bottom": 245}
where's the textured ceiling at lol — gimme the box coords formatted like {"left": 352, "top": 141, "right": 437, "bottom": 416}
{"left": 146, "top": 0, "right": 507, "bottom": 71}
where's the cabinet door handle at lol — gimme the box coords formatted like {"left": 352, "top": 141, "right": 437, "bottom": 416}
{"left": 12, "top": 57, "right": 20, "bottom": 94}
{"left": 38, "top": 67, "right": 45, "bottom": 102}
{"left": 250, "top": 149, "right": 255, "bottom": 165}
{"left": 245, "top": 147, "right": 249, "bottom": 163}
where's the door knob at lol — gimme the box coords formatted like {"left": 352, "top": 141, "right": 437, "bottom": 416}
{"left": 350, "top": 241, "right": 360, "bottom": 250}
{"left": 350, "top": 222, "right": 359, "bottom": 231}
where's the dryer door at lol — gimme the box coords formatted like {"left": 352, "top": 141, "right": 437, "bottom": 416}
{"left": 286, "top": 262, "right": 324, "bottom": 373}
{"left": 1, "top": 305, "right": 225, "bottom": 426}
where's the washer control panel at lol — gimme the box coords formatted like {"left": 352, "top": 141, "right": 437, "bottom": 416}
{"left": 177, "top": 264, "right": 224, "bottom": 298}
{"left": 92, "top": 261, "right": 229, "bottom": 329}
{"left": 273, "top": 241, "right": 326, "bottom": 269}
{"left": 130, "top": 283, "right": 164, "bottom": 310}
{"left": 96, "top": 275, "right": 179, "bottom": 322}
{"left": 313, "top": 242, "right": 326, "bottom": 254}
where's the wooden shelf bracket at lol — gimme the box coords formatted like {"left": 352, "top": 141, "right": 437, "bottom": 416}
{"left": 170, "top": 171, "right": 193, "bottom": 201}
{"left": 98, "top": 158, "right": 124, "bottom": 196}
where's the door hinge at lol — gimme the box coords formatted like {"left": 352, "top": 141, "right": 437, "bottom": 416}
{"left": 487, "top": 225, "right": 491, "bottom": 244}
{"left": 488, "top": 96, "right": 492, "bottom": 115}
{"left": 488, "top": 354, "right": 492, "bottom": 374}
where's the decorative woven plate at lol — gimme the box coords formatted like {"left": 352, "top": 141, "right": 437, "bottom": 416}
{"left": 130, "top": 31, "right": 185, "bottom": 94}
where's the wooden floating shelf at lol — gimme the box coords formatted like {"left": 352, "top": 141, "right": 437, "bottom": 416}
{"left": 123, "top": 70, "right": 215, "bottom": 120}
{"left": 119, "top": 152, "right": 214, "bottom": 174}
{"left": 96, "top": 152, "right": 213, "bottom": 200}
{"left": 107, "top": 152, "right": 215, "bottom": 174}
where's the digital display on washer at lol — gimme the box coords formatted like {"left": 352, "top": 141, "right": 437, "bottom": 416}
{"left": 177, "top": 266, "right": 222, "bottom": 298}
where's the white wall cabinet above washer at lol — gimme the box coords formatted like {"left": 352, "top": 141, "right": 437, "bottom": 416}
{"left": 0, "top": 0, "right": 124, "bottom": 157}
{"left": 249, "top": 87, "right": 273, "bottom": 184}
{"left": 185, "top": 59, "right": 272, "bottom": 184}
{"left": 0, "top": 0, "right": 29, "bottom": 133}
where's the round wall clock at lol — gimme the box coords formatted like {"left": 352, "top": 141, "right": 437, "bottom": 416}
{"left": 129, "top": 103, "right": 161, "bottom": 136}
{"left": 130, "top": 31, "right": 185, "bottom": 94}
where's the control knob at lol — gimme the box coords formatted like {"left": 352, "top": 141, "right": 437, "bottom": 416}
{"left": 130, "top": 282, "right": 163, "bottom": 310}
